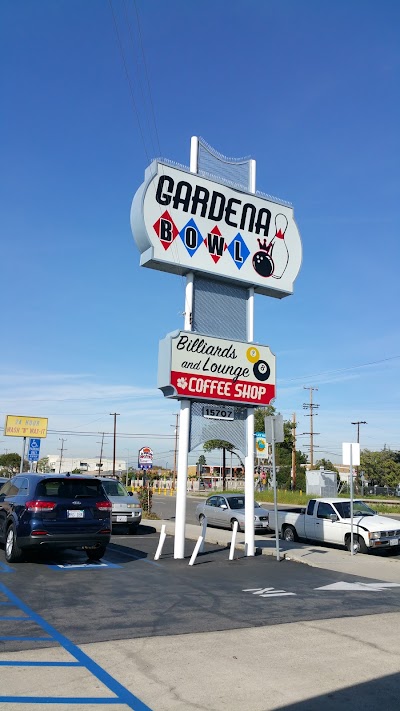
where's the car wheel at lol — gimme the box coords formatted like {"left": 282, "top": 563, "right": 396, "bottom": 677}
{"left": 345, "top": 534, "right": 368, "bottom": 554}
{"left": 231, "top": 518, "right": 241, "bottom": 532}
{"left": 282, "top": 525, "right": 297, "bottom": 543}
{"left": 199, "top": 514, "right": 205, "bottom": 526}
{"left": 5, "top": 524, "right": 24, "bottom": 563}
{"left": 86, "top": 546, "right": 107, "bottom": 561}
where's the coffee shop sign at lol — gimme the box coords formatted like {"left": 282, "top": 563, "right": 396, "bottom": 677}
{"left": 158, "top": 331, "right": 276, "bottom": 406}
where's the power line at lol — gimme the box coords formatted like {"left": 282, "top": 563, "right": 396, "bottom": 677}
{"left": 108, "top": 0, "right": 151, "bottom": 162}
{"left": 283, "top": 354, "right": 400, "bottom": 383}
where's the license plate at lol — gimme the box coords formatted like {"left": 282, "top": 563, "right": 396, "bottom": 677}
{"left": 390, "top": 539, "right": 398, "bottom": 546}
{"left": 116, "top": 515, "right": 127, "bottom": 522}
{"left": 67, "top": 510, "right": 84, "bottom": 518}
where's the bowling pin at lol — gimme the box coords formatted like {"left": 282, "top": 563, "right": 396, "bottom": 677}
{"left": 270, "top": 213, "right": 289, "bottom": 279}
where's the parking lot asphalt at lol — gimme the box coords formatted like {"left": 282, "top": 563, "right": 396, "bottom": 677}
{"left": 1, "top": 522, "right": 400, "bottom": 710}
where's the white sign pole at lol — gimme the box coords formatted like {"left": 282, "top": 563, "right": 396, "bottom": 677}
{"left": 342, "top": 442, "right": 360, "bottom": 555}
{"left": 174, "top": 268, "right": 194, "bottom": 559}
{"left": 350, "top": 444, "right": 354, "bottom": 555}
{"left": 174, "top": 399, "right": 190, "bottom": 559}
{"left": 271, "top": 418, "right": 280, "bottom": 561}
{"left": 244, "top": 287, "right": 255, "bottom": 557}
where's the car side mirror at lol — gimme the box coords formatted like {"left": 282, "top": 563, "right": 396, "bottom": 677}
{"left": 329, "top": 513, "right": 338, "bottom": 522}
{"left": 220, "top": 504, "right": 228, "bottom": 510}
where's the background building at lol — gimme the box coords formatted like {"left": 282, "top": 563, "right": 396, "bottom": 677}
{"left": 46, "top": 456, "right": 126, "bottom": 475}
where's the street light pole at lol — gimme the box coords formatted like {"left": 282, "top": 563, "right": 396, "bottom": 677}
{"left": 109, "top": 413, "right": 120, "bottom": 477}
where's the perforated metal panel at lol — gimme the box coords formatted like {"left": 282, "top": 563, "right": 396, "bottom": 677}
{"left": 189, "top": 401, "right": 246, "bottom": 453}
{"left": 188, "top": 139, "right": 252, "bottom": 454}
{"left": 197, "top": 137, "right": 252, "bottom": 191}
{"left": 192, "top": 277, "right": 247, "bottom": 340}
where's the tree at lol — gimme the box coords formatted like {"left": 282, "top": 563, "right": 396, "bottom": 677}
{"left": 197, "top": 454, "right": 206, "bottom": 468}
{"left": 360, "top": 449, "right": 392, "bottom": 486}
{"left": 37, "top": 456, "right": 51, "bottom": 473}
{"left": 254, "top": 405, "right": 276, "bottom": 433}
{"left": 203, "top": 440, "right": 244, "bottom": 469}
{"left": 314, "top": 458, "right": 339, "bottom": 473}
{"left": 0, "top": 453, "right": 25, "bottom": 477}
{"left": 254, "top": 407, "right": 308, "bottom": 490}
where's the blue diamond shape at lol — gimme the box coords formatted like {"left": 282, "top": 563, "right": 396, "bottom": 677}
{"left": 179, "top": 219, "right": 203, "bottom": 257}
{"left": 228, "top": 233, "right": 250, "bottom": 270}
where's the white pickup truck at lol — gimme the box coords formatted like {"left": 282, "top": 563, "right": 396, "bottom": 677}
{"left": 268, "top": 497, "right": 400, "bottom": 554}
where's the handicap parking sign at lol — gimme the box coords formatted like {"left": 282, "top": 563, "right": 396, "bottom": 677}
{"left": 28, "top": 438, "right": 41, "bottom": 462}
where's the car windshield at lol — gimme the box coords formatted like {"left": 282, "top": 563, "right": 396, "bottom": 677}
{"left": 334, "top": 500, "right": 376, "bottom": 518}
{"left": 102, "top": 481, "right": 128, "bottom": 497}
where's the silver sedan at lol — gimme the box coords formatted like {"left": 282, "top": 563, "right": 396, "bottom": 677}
{"left": 196, "top": 494, "right": 270, "bottom": 532}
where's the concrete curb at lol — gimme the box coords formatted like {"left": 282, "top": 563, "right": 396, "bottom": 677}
{"left": 142, "top": 517, "right": 400, "bottom": 582}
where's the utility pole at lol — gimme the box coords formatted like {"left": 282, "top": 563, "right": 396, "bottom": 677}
{"left": 58, "top": 438, "right": 67, "bottom": 473}
{"left": 302, "top": 387, "right": 319, "bottom": 469}
{"left": 291, "top": 412, "right": 297, "bottom": 489}
{"left": 172, "top": 413, "right": 179, "bottom": 489}
{"left": 351, "top": 420, "right": 367, "bottom": 444}
{"left": 109, "top": 413, "right": 120, "bottom": 477}
{"left": 97, "top": 433, "right": 105, "bottom": 477}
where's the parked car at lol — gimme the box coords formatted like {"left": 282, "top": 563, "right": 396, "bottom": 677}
{"left": 100, "top": 478, "right": 142, "bottom": 532}
{"left": 0, "top": 473, "right": 112, "bottom": 563}
{"left": 196, "top": 494, "right": 270, "bottom": 532}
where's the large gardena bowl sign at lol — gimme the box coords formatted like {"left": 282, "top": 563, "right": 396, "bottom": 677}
{"left": 158, "top": 331, "right": 276, "bottom": 406}
{"left": 131, "top": 161, "right": 302, "bottom": 298}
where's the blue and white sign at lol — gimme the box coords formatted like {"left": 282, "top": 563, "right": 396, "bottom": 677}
{"left": 28, "top": 438, "right": 41, "bottom": 462}
{"left": 131, "top": 160, "right": 303, "bottom": 298}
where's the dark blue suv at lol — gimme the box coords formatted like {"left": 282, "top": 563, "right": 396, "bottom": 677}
{"left": 0, "top": 473, "right": 112, "bottom": 563}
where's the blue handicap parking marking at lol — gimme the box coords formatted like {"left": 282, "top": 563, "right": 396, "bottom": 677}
{"left": 48, "top": 559, "right": 121, "bottom": 570}
{"left": 0, "top": 582, "right": 154, "bottom": 710}
{"left": 0, "top": 561, "right": 15, "bottom": 574}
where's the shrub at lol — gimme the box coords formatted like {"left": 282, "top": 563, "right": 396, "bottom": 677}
{"left": 138, "top": 486, "right": 153, "bottom": 513}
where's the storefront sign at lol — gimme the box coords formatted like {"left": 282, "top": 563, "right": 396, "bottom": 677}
{"left": 158, "top": 331, "right": 275, "bottom": 406}
{"left": 138, "top": 446, "right": 153, "bottom": 470}
{"left": 131, "top": 161, "right": 302, "bottom": 298}
{"left": 4, "top": 415, "right": 48, "bottom": 438}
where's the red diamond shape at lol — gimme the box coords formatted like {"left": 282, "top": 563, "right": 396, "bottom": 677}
{"left": 153, "top": 211, "right": 179, "bottom": 250}
{"left": 204, "top": 225, "right": 226, "bottom": 264}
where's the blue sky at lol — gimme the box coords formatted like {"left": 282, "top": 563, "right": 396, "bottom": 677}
{"left": 1, "top": 0, "right": 399, "bottom": 468}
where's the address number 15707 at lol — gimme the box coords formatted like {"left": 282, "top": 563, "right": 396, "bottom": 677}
{"left": 202, "top": 407, "right": 234, "bottom": 421}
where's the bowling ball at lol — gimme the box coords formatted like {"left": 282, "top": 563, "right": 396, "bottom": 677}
{"left": 252, "top": 251, "right": 274, "bottom": 277}
{"left": 253, "top": 359, "right": 270, "bottom": 381}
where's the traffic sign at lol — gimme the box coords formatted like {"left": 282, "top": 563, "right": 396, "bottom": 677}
{"left": 28, "top": 438, "right": 41, "bottom": 462}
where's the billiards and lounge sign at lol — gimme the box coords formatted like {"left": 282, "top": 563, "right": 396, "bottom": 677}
{"left": 158, "top": 331, "right": 276, "bottom": 406}
{"left": 131, "top": 161, "right": 302, "bottom": 298}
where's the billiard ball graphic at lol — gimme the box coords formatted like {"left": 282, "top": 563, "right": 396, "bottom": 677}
{"left": 253, "top": 359, "right": 270, "bottom": 381}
